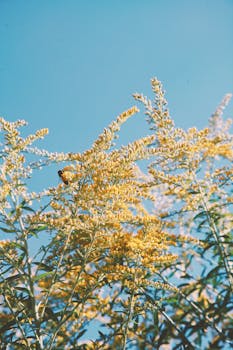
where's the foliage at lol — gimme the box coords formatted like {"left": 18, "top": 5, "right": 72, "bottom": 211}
{"left": 0, "top": 80, "right": 232, "bottom": 349}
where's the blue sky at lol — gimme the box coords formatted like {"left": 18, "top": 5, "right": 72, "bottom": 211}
{"left": 0, "top": 0, "right": 233, "bottom": 188}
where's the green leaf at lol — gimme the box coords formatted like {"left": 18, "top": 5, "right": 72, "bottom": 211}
{"left": 98, "top": 330, "right": 106, "bottom": 340}
{"left": 0, "top": 227, "right": 16, "bottom": 233}
{"left": 165, "top": 297, "right": 179, "bottom": 305}
{"left": 12, "top": 242, "right": 27, "bottom": 253}
{"left": 33, "top": 262, "right": 53, "bottom": 271}
{"left": 31, "top": 225, "right": 48, "bottom": 233}
{"left": 22, "top": 206, "right": 35, "bottom": 213}
{"left": 5, "top": 274, "right": 22, "bottom": 283}
{"left": 33, "top": 271, "right": 54, "bottom": 282}
{"left": 133, "top": 314, "right": 140, "bottom": 332}
{"left": 76, "top": 329, "right": 87, "bottom": 340}
{"left": 194, "top": 211, "right": 208, "bottom": 220}
{"left": 205, "top": 265, "right": 219, "bottom": 280}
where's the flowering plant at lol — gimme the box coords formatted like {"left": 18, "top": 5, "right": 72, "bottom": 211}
{"left": 0, "top": 79, "right": 232, "bottom": 349}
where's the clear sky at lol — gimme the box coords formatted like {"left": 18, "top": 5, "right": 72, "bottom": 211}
{"left": 0, "top": 0, "right": 233, "bottom": 187}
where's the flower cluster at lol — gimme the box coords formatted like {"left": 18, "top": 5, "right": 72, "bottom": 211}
{"left": 0, "top": 79, "right": 232, "bottom": 349}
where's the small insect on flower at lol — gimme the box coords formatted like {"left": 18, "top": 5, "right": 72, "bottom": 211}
{"left": 58, "top": 167, "right": 75, "bottom": 185}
